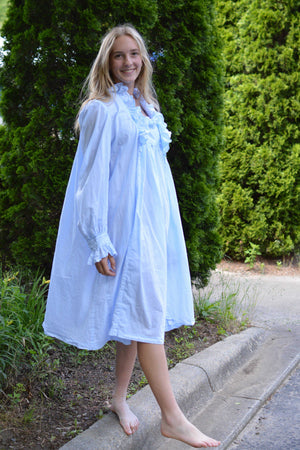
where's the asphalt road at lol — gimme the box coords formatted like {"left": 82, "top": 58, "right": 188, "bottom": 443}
{"left": 229, "top": 365, "right": 300, "bottom": 449}
{"left": 202, "top": 271, "right": 300, "bottom": 329}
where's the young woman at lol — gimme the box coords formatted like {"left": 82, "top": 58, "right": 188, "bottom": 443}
{"left": 43, "top": 24, "right": 220, "bottom": 448}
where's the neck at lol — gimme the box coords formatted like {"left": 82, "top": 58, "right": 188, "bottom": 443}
{"left": 127, "top": 82, "right": 136, "bottom": 95}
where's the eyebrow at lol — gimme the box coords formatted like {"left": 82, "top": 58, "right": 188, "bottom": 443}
{"left": 112, "top": 48, "right": 140, "bottom": 55}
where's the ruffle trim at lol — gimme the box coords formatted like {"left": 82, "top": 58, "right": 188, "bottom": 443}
{"left": 150, "top": 110, "right": 172, "bottom": 155}
{"left": 113, "top": 83, "right": 171, "bottom": 155}
{"left": 87, "top": 233, "right": 117, "bottom": 265}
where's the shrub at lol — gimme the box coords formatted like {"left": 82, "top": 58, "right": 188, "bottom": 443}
{"left": 0, "top": 0, "right": 157, "bottom": 272}
{"left": 0, "top": 269, "right": 50, "bottom": 388}
{"left": 151, "top": 0, "right": 224, "bottom": 283}
{"left": 0, "top": 1, "right": 223, "bottom": 285}
{"left": 217, "top": 0, "right": 300, "bottom": 260}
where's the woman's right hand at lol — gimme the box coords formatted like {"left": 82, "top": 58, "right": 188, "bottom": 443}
{"left": 95, "top": 254, "right": 116, "bottom": 276}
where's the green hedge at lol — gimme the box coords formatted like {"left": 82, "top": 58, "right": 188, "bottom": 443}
{"left": 0, "top": 0, "right": 157, "bottom": 271}
{"left": 0, "top": 0, "right": 223, "bottom": 285}
{"left": 217, "top": 0, "right": 300, "bottom": 260}
{"left": 151, "top": 0, "right": 224, "bottom": 282}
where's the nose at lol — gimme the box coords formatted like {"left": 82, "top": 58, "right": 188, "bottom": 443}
{"left": 124, "top": 54, "right": 132, "bottom": 66}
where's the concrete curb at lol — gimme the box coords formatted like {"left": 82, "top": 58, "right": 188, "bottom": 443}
{"left": 60, "top": 327, "right": 266, "bottom": 450}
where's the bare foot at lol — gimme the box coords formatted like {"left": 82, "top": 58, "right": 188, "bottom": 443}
{"left": 161, "top": 414, "right": 221, "bottom": 448}
{"left": 110, "top": 397, "right": 139, "bottom": 435}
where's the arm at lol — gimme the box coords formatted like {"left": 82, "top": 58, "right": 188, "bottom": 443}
{"left": 75, "top": 100, "right": 117, "bottom": 271}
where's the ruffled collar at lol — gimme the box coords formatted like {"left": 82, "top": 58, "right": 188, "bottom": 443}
{"left": 113, "top": 83, "right": 171, "bottom": 155}
{"left": 113, "top": 83, "right": 155, "bottom": 117}
{"left": 114, "top": 82, "right": 138, "bottom": 99}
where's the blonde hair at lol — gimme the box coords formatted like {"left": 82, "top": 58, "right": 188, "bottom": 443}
{"left": 75, "top": 24, "right": 159, "bottom": 132}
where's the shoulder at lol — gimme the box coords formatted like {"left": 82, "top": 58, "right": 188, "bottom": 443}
{"left": 79, "top": 98, "right": 117, "bottom": 123}
{"left": 77, "top": 99, "right": 118, "bottom": 140}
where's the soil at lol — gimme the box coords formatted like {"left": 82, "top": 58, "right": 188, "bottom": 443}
{"left": 217, "top": 256, "right": 300, "bottom": 277}
{"left": 0, "top": 321, "right": 225, "bottom": 450}
{"left": 0, "top": 258, "right": 298, "bottom": 449}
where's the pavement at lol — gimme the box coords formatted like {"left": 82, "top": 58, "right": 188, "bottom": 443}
{"left": 61, "top": 271, "right": 300, "bottom": 450}
{"left": 229, "top": 365, "right": 300, "bottom": 449}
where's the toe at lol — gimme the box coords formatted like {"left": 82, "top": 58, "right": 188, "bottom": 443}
{"left": 123, "top": 422, "right": 133, "bottom": 435}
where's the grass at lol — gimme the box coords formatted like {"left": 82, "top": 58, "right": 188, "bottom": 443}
{"left": 0, "top": 266, "right": 256, "bottom": 394}
{"left": 0, "top": 268, "right": 51, "bottom": 389}
{"left": 0, "top": 0, "right": 8, "bottom": 29}
{"left": 193, "top": 271, "right": 257, "bottom": 334}
{"left": 0, "top": 266, "right": 257, "bottom": 447}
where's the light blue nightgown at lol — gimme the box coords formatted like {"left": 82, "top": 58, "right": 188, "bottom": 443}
{"left": 43, "top": 83, "right": 195, "bottom": 350}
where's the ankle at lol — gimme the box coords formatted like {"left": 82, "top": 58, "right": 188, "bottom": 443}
{"left": 161, "top": 407, "right": 185, "bottom": 427}
{"left": 111, "top": 395, "right": 127, "bottom": 404}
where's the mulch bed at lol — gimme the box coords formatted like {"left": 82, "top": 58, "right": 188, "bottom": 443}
{"left": 2, "top": 257, "right": 298, "bottom": 449}
{"left": 217, "top": 257, "right": 300, "bottom": 277}
{"left": 0, "top": 320, "right": 224, "bottom": 449}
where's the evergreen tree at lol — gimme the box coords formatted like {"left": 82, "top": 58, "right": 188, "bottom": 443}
{"left": 0, "top": 0, "right": 157, "bottom": 271}
{"left": 217, "top": 0, "right": 300, "bottom": 260}
{"left": 0, "top": 0, "right": 223, "bottom": 285}
{"left": 150, "top": 0, "right": 224, "bottom": 283}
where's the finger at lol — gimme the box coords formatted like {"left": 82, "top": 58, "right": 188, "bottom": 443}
{"left": 102, "top": 261, "right": 116, "bottom": 276}
{"left": 108, "top": 254, "right": 116, "bottom": 271}
{"left": 103, "top": 256, "right": 116, "bottom": 276}
{"left": 95, "top": 259, "right": 110, "bottom": 275}
{"left": 95, "top": 261, "right": 103, "bottom": 274}
{"left": 95, "top": 257, "right": 116, "bottom": 276}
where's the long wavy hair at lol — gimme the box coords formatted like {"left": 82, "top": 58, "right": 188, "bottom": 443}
{"left": 75, "top": 24, "right": 159, "bottom": 132}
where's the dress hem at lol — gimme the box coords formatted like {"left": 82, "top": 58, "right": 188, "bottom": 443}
{"left": 43, "top": 316, "right": 196, "bottom": 351}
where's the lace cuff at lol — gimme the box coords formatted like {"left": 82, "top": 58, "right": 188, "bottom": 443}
{"left": 87, "top": 233, "right": 117, "bottom": 265}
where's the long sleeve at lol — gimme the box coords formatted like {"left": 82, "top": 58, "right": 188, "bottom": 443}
{"left": 76, "top": 100, "right": 117, "bottom": 265}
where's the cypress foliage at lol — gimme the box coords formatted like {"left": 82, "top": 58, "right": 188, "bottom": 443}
{"left": 0, "top": 0, "right": 157, "bottom": 271}
{"left": 150, "top": 0, "right": 224, "bottom": 283}
{"left": 0, "top": 0, "right": 223, "bottom": 285}
{"left": 217, "top": 0, "right": 300, "bottom": 260}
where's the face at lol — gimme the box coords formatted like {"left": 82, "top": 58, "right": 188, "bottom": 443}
{"left": 109, "top": 35, "right": 143, "bottom": 93}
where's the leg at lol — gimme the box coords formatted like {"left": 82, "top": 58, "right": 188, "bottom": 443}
{"left": 137, "top": 342, "right": 220, "bottom": 448}
{"left": 110, "top": 341, "right": 140, "bottom": 435}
